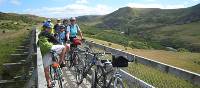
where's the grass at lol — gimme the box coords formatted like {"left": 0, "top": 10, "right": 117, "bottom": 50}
{"left": 84, "top": 37, "right": 200, "bottom": 74}
{"left": 125, "top": 63, "right": 200, "bottom": 88}
{"left": 0, "top": 29, "right": 29, "bottom": 74}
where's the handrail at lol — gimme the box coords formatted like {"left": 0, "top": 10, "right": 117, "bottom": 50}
{"left": 85, "top": 41, "right": 200, "bottom": 86}
{"left": 36, "top": 29, "right": 46, "bottom": 88}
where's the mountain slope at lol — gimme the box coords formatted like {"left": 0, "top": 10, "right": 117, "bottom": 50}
{"left": 0, "top": 12, "right": 45, "bottom": 31}
{"left": 0, "top": 12, "right": 45, "bottom": 25}
{"left": 78, "top": 3, "right": 200, "bottom": 52}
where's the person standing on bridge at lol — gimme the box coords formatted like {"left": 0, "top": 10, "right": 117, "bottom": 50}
{"left": 66, "top": 17, "right": 83, "bottom": 42}
{"left": 54, "top": 19, "right": 62, "bottom": 38}
{"left": 42, "top": 19, "right": 54, "bottom": 34}
{"left": 38, "top": 23, "right": 69, "bottom": 88}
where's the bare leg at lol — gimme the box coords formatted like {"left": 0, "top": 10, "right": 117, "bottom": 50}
{"left": 59, "top": 44, "right": 70, "bottom": 64}
{"left": 44, "top": 66, "right": 51, "bottom": 87}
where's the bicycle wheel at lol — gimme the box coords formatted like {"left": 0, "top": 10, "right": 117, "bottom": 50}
{"left": 66, "top": 53, "right": 72, "bottom": 68}
{"left": 113, "top": 77, "right": 125, "bottom": 88}
{"left": 91, "top": 69, "right": 97, "bottom": 88}
{"left": 75, "top": 54, "right": 85, "bottom": 84}
{"left": 96, "top": 66, "right": 105, "bottom": 87}
{"left": 49, "top": 66, "right": 56, "bottom": 87}
{"left": 56, "top": 68, "right": 64, "bottom": 88}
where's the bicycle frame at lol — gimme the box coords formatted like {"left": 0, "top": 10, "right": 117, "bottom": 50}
{"left": 66, "top": 43, "right": 80, "bottom": 68}
{"left": 49, "top": 50, "right": 63, "bottom": 88}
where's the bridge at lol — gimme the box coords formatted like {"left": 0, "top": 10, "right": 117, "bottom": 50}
{"left": 0, "top": 28, "right": 200, "bottom": 88}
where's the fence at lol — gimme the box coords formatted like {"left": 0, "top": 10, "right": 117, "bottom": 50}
{"left": 35, "top": 29, "right": 47, "bottom": 88}
{"left": 85, "top": 41, "right": 200, "bottom": 86}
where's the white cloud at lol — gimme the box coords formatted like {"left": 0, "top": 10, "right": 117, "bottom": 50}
{"left": 23, "top": 4, "right": 113, "bottom": 18}
{"left": 127, "top": 3, "right": 185, "bottom": 9}
{"left": 75, "top": 0, "right": 88, "bottom": 4}
{"left": 10, "top": 0, "right": 21, "bottom": 6}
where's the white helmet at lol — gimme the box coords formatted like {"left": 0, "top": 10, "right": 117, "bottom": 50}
{"left": 47, "top": 18, "right": 51, "bottom": 22}
{"left": 70, "top": 17, "right": 76, "bottom": 21}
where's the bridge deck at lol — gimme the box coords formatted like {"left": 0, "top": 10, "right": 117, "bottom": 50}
{"left": 61, "top": 67, "right": 91, "bottom": 88}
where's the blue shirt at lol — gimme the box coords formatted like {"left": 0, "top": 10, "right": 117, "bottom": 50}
{"left": 59, "top": 31, "right": 66, "bottom": 44}
{"left": 67, "top": 24, "right": 80, "bottom": 37}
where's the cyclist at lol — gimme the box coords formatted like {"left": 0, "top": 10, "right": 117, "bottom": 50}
{"left": 62, "top": 18, "right": 69, "bottom": 27}
{"left": 54, "top": 19, "right": 62, "bottom": 38}
{"left": 58, "top": 25, "right": 66, "bottom": 45}
{"left": 66, "top": 17, "right": 83, "bottom": 42}
{"left": 38, "top": 23, "right": 68, "bottom": 88}
{"left": 42, "top": 19, "right": 54, "bottom": 34}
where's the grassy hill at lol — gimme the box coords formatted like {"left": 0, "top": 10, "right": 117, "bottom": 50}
{"left": 0, "top": 12, "right": 45, "bottom": 25}
{"left": 0, "top": 12, "right": 44, "bottom": 75}
{"left": 78, "top": 3, "right": 200, "bottom": 52}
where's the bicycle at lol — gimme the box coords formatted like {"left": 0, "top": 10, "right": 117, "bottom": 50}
{"left": 92, "top": 55, "right": 129, "bottom": 88}
{"left": 75, "top": 47, "right": 112, "bottom": 85}
{"left": 65, "top": 38, "right": 84, "bottom": 69}
{"left": 49, "top": 50, "right": 64, "bottom": 88}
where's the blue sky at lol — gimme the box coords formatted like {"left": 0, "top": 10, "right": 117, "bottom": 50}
{"left": 0, "top": 0, "right": 200, "bottom": 18}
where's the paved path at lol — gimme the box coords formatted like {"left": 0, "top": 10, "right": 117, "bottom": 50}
{"left": 54, "top": 67, "right": 91, "bottom": 88}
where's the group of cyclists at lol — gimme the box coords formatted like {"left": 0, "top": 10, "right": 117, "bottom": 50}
{"left": 38, "top": 17, "right": 83, "bottom": 88}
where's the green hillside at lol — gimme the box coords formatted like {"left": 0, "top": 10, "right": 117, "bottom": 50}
{"left": 0, "top": 12, "right": 45, "bottom": 25}
{"left": 0, "top": 12, "right": 44, "bottom": 75}
{"left": 78, "top": 3, "right": 200, "bottom": 52}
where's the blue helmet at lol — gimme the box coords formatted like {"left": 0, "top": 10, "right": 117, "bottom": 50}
{"left": 43, "top": 22, "right": 51, "bottom": 28}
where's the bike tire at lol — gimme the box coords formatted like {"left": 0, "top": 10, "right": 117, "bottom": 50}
{"left": 91, "top": 69, "right": 97, "bottom": 88}
{"left": 75, "top": 54, "right": 85, "bottom": 84}
{"left": 49, "top": 66, "right": 56, "bottom": 87}
{"left": 113, "top": 77, "right": 125, "bottom": 88}
{"left": 56, "top": 68, "right": 64, "bottom": 88}
{"left": 66, "top": 53, "right": 72, "bottom": 69}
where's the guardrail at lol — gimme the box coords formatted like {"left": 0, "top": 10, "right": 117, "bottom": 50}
{"left": 82, "top": 43, "right": 155, "bottom": 88}
{"left": 36, "top": 29, "right": 47, "bottom": 88}
{"left": 85, "top": 41, "right": 200, "bottom": 86}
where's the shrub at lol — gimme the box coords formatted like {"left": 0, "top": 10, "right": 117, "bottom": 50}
{"left": 177, "top": 48, "right": 189, "bottom": 52}
{"left": 128, "top": 41, "right": 150, "bottom": 49}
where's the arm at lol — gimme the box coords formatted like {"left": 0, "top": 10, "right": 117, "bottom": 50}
{"left": 78, "top": 30, "right": 83, "bottom": 40}
{"left": 45, "top": 32, "right": 60, "bottom": 44}
{"left": 66, "top": 32, "right": 70, "bottom": 41}
{"left": 77, "top": 25, "right": 83, "bottom": 40}
{"left": 66, "top": 26, "right": 70, "bottom": 41}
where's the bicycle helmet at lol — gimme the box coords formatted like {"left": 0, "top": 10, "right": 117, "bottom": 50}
{"left": 47, "top": 18, "right": 51, "bottom": 22}
{"left": 57, "top": 18, "right": 61, "bottom": 21}
{"left": 43, "top": 22, "right": 51, "bottom": 28}
{"left": 70, "top": 17, "right": 76, "bottom": 21}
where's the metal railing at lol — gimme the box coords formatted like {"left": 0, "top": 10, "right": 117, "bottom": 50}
{"left": 85, "top": 41, "right": 200, "bottom": 86}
